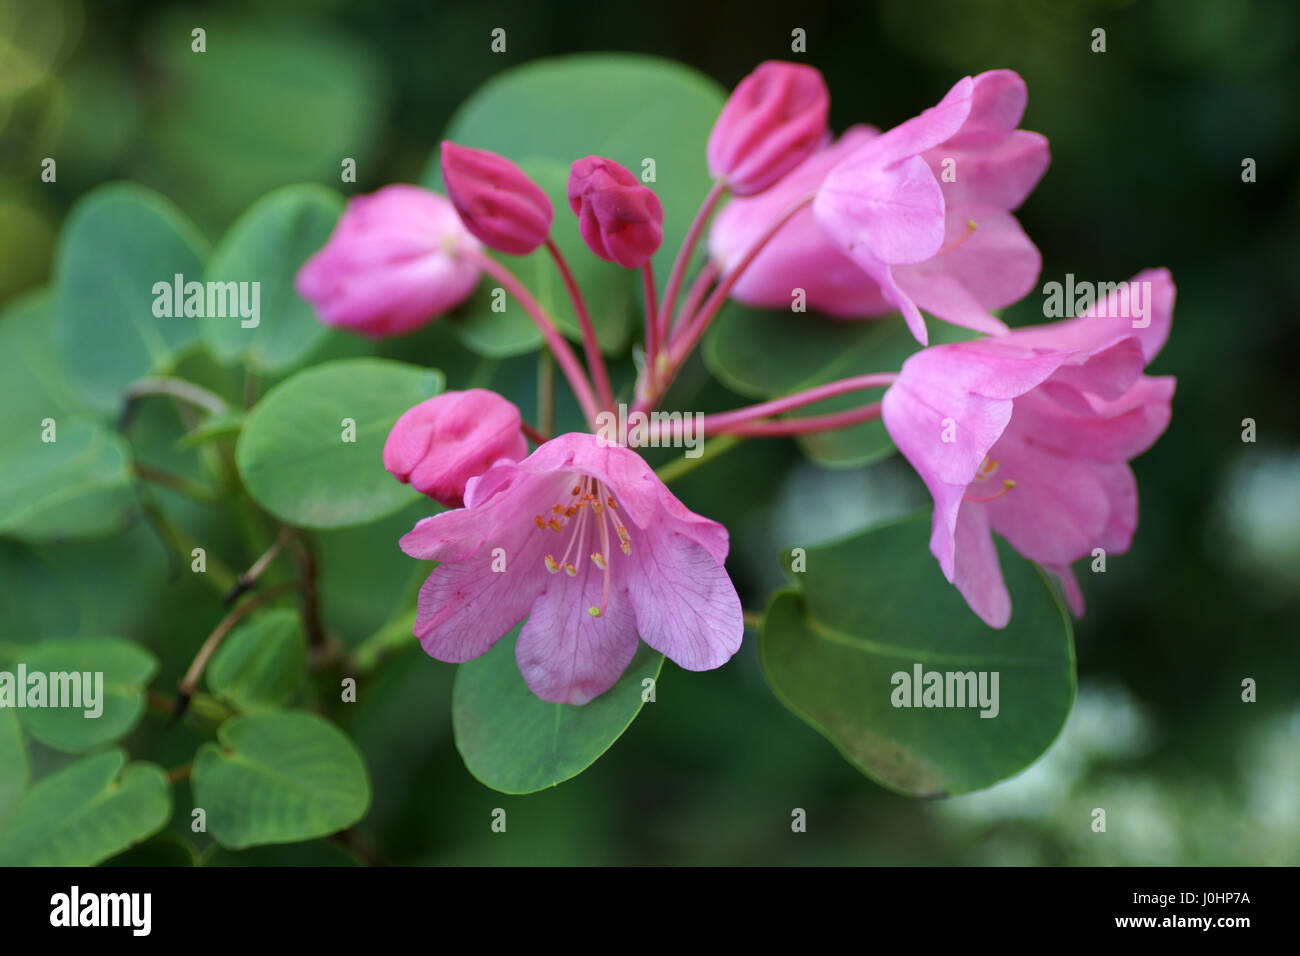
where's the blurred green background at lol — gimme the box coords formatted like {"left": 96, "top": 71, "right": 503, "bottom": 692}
{"left": 1, "top": 0, "right": 1297, "bottom": 864}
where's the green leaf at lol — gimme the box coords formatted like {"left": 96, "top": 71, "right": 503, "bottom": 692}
{"left": 761, "top": 512, "right": 1075, "bottom": 797}
{"left": 104, "top": 835, "right": 199, "bottom": 867}
{"left": 200, "top": 840, "right": 362, "bottom": 867}
{"left": 235, "top": 358, "right": 443, "bottom": 529}
{"left": 704, "top": 305, "right": 977, "bottom": 467}
{"left": 192, "top": 711, "right": 371, "bottom": 849}
{"left": 0, "top": 709, "right": 28, "bottom": 824}
{"left": 203, "top": 185, "right": 344, "bottom": 373}
{"left": 0, "top": 750, "right": 171, "bottom": 866}
{"left": 453, "top": 627, "right": 663, "bottom": 794}
{"left": 0, "top": 419, "right": 135, "bottom": 542}
{"left": 15, "top": 638, "right": 159, "bottom": 754}
{"left": 0, "top": 541, "right": 82, "bottom": 652}
{"left": 54, "top": 183, "right": 208, "bottom": 414}
{"left": 207, "top": 608, "right": 307, "bottom": 712}
{"left": 426, "top": 53, "right": 726, "bottom": 342}
{"left": 0, "top": 289, "right": 101, "bottom": 448}
{"left": 141, "top": 14, "right": 386, "bottom": 228}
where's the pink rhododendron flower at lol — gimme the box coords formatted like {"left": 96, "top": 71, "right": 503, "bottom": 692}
{"left": 294, "top": 184, "right": 481, "bottom": 338}
{"left": 567, "top": 156, "right": 664, "bottom": 269}
{"left": 383, "top": 389, "right": 528, "bottom": 508}
{"left": 712, "top": 71, "right": 1046, "bottom": 338}
{"left": 707, "top": 60, "right": 829, "bottom": 196}
{"left": 440, "top": 141, "right": 554, "bottom": 255}
{"left": 881, "top": 269, "right": 1176, "bottom": 628}
{"left": 399, "top": 432, "right": 743, "bottom": 705}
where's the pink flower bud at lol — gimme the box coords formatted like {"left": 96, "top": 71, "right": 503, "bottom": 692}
{"left": 439, "top": 142, "right": 554, "bottom": 255}
{"left": 566, "top": 156, "right": 664, "bottom": 269}
{"left": 383, "top": 389, "right": 528, "bottom": 508}
{"left": 707, "top": 61, "right": 830, "bottom": 196}
{"left": 294, "top": 185, "right": 481, "bottom": 338}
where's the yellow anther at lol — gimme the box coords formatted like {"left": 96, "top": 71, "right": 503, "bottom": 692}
{"left": 547, "top": 518, "right": 564, "bottom": 532}
{"left": 544, "top": 555, "right": 560, "bottom": 573}
{"left": 588, "top": 606, "right": 602, "bottom": 617}
{"left": 563, "top": 562, "right": 577, "bottom": 577}
{"left": 591, "top": 552, "right": 607, "bottom": 570}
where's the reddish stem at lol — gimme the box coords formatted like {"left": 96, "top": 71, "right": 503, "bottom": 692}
{"left": 462, "top": 248, "right": 601, "bottom": 428}
{"left": 642, "top": 262, "right": 660, "bottom": 391}
{"left": 545, "top": 238, "right": 614, "bottom": 412}
{"left": 711, "top": 402, "right": 884, "bottom": 437}
{"left": 658, "top": 180, "right": 727, "bottom": 342}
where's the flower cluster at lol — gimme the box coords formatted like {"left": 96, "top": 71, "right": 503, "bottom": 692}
{"left": 296, "top": 60, "right": 1174, "bottom": 705}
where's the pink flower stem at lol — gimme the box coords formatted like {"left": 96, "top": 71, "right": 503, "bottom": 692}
{"left": 709, "top": 402, "right": 884, "bottom": 438}
{"left": 647, "top": 373, "right": 897, "bottom": 442}
{"left": 669, "top": 193, "right": 812, "bottom": 366}
{"left": 642, "top": 261, "right": 660, "bottom": 389}
{"left": 657, "top": 180, "right": 727, "bottom": 342}
{"left": 545, "top": 238, "right": 614, "bottom": 412}
{"left": 632, "top": 193, "right": 812, "bottom": 417}
{"left": 520, "top": 421, "right": 549, "bottom": 446}
{"left": 674, "top": 260, "right": 719, "bottom": 336}
{"left": 462, "top": 248, "right": 602, "bottom": 429}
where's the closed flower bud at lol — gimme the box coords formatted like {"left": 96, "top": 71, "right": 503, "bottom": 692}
{"left": 294, "top": 185, "right": 481, "bottom": 338}
{"left": 383, "top": 389, "right": 528, "bottom": 508}
{"left": 439, "top": 141, "right": 554, "bottom": 255}
{"left": 707, "top": 60, "right": 830, "bottom": 196}
{"left": 566, "top": 156, "right": 664, "bottom": 269}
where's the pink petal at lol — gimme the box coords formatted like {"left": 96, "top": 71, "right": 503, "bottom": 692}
{"left": 982, "top": 433, "right": 1112, "bottom": 566}
{"left": 945, "top": 70, "right": 1027, "bottom": 147}
{"left": 815, "top": 153, "right": 947, "bottom": 266}
{"left": 1007, "top": 376, "right": 1175, "bottom": 462}
{"left": 1008, "top": 268, "right": 1175, "bottom": 366}
{"left": 625, "top": 529, "right": 743, "bottom": 672}
{"left": 927, "top": 131, "right": 1050, "bottom": 211}
{"left": 1044, "top": 562, "right": 1086, "bottom": 617}
{"left": 894, "top": 203, "right": 1041, "bottom": 335}
{"left": 515, "top": 559, "right": 640, "bottom": 705}
{"left": 855, "top": 76, "right": 976, "bottom": 168}
{"left": 951, "top": 502, "right": 1012, "bottom": 629}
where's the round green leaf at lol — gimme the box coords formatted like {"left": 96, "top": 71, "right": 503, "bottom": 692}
{"left": 0, "top": 541, "right": 82, "bottom": 654}
{"left": 0, "top": 289, "right": 100, "bottom": 448}
{"left": 141, "top": 13, "right": 386, "bottom": 228}
{"left": 192, "top": 711, "right": 371, "bottom": 849}
{"left": 207, "top": 608, "right": 307, "bottom": 712}
{"left": 104, "top": 835, "right": 199, "bottom": 867}
{"left": 704, "top": 306, "right": 977, "bottom": 467}
{"left": 16, "top": 637, "right": 159, "bottom": 754}
{"left": 0, "top": 420, "right": 135, "bottom": 543}
{"left": 453, "top": 627, "right": 664, "bottom": 794}
{"left": 203, "top": 184, "right": 344, "bottom": 373}
{"left": 200, "top": 840, "right": 362, "bottom": 867}
{"left": 54, "top": 183, "right": 208, "bottom": 413}
{"left": 0, "top": 750, "right": 171, "bottom": 866}
{"left": 760, "top": 512, "right": 1075, "bottom": 797}
{"left": 235, "top": 358, "right": 443, "bottom": 529}
{"left": 0, "top": 709, "right": 28, "bottom": 824}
